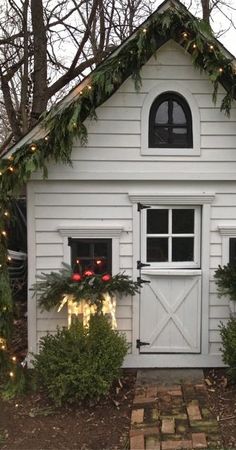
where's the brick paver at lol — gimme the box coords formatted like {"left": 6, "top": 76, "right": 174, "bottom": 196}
{"left": 130, "top": 373, "right": 222, "bottom": 450}
{"left": 192, "top": 432, "right": 207, "bottom": 448}
{"left": 161, "top": 418, "right": 175, "bottom": 434}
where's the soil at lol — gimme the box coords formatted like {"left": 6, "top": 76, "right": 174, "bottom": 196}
{"left": 204, "top": 368, "right": 236, "bottom": 449}
{"left": 1, "top": 300, "right": 236, "bottom": 449}
{"left": 0, "top": 370, "right": 136, "bottom": 450}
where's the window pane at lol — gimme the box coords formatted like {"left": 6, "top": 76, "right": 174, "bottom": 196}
{"left": 171, "top": 128, "right": 188, "bottom": 145}
{"left": 154, "top": 127, "right": 169, "bottom": 145}
{"left": 147, "top": 238, "right": 168, "bottom": 262}
{"left": 147, "top": 209, "right": 168, "bottom": 234}
{"left": 173, "top": 101, "right": 187, "bottom": 124}
{"left": 172, "top": 238, "right": 194, "bottom": 261}
{"left": 76, "top": 241, "right": 90, "bottom": 257}
{"left": 155, "top": 101, "right": 168, "bottom": 124}
{"left": 94, "top": 242, "right": 108, "bottom": 257}
{"left": 172, "top": 209, "right": 194, "bottom": 234}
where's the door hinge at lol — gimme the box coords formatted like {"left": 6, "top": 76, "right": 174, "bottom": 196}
{"left": 137, "top": 277, "right": 151, "bottom": 284}
{"left": 137, "top": 202, "right": 150, "bottom": 212}
{"left": 136, "top": 339, "right": 150, "bottom": 349}
{"left": 137, "top": 260, "right": 151, "bottom": 270}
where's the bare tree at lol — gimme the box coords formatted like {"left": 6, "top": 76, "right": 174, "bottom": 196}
{"left": 0, "top": 0, "right": 155, "bottom": 150}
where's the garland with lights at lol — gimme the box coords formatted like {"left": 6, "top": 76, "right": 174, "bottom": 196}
{"left": 33, "top": 263, "right": 141, "bottom": 312}
{"left": 0, "top": 2, "right": 236, "bottom": 384}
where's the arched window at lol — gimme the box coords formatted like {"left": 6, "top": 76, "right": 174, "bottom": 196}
{"left": 149, "top": 92, "right": 193, "bottom": 148}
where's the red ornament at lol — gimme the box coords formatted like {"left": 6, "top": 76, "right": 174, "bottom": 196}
{"left": 102, "top": 274, "right": 111, "bottom": 282}
{"left": 71, "top": 273, "right": 82, "bottom": 282}
{"left": 84, "top": 270, "right": 94, "bottom": 277}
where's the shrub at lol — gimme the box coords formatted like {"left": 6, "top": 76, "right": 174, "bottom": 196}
{"left": 32, "top": 314, "right": 129, "bottom": 405}
{"left": 219, "top": 317, "right": 236, "bottom": 381}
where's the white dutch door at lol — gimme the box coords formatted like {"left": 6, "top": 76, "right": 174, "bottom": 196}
{"left": 139, "top": 206, "right": 201, "bottom": 354}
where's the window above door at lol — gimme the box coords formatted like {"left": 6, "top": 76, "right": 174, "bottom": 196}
{"left": 142, "top": 206, "right": 201, "bottom": 268}
{"left": 141, "top": 81, "right": 200, "bottom": 156}
{"left": 149, "top": 92, "right": 193, "bottom": 149}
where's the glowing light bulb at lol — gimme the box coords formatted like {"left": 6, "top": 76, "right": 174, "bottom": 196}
{"left": 219, "top": 67, "right": 223, "bottom": 73}
{"left": 7, "top": 256, "right": 12, "bottom": 262}
{"left": 88, "top": 85, "right": 92, "bottom": 90}
{"left": 44, "top": 136, "right": 49, "bottom": 142}
{"left": 4, "top": 211, "right": 9, "bottom": 217}
{"left": 9, "top": 166, "right": 14, "bottom": 172}
{"left": 9, "top": 371, "right": 14, "bottom": 378}
{"left": 192, "top": 43, "right": 197, "bottom": 49}
{"left": 143, "top": 28, "right": 147, "bottom": 33}
{"left": 12, "top": 356, "right": 16, "bottom": 362}
{"left": 1, "top": 231, "right": 7, "bottom": 237}
{"left": 30, "top": 144, "right": 37, "bottom": 152}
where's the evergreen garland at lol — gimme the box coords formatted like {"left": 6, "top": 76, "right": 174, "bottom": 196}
{"left": 33, "top": 263, "right": 142, "bottom": 312}
{"left": 0, "top": 2, "right": 236, "bottom": 383}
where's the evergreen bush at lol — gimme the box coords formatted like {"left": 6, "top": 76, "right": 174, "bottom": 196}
{"left": 32, "top": 315, "right": 129, "bottom": 406}
{"left": 219, "top": 317, "right": 236, "bottom": 381}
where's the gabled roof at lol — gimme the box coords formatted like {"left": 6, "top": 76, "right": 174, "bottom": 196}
{"left": 1, "top": 0, "right": 236, "bottom": 193}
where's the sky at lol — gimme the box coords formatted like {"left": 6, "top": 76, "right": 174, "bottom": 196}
{"left": 154, "top": 0, "right": 236, "bottom": 56}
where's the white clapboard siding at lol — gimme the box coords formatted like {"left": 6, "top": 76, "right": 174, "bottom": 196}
{"left": 28, "top": 38, "right": 236, "bottom": 366}
{"left": 35, "top": 219, "right": 133, "bottom": 232}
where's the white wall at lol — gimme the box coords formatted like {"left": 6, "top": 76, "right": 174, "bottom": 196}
{"left": 27, "top": 40, "right": 236, "bottom": 365}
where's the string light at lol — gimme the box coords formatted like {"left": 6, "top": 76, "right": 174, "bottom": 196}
{"left": 80, "top": 90, "right": 83, "bottom": 96}
{"left": 1, "top": 344, "right": 6, "bottom": 350}
{"left": 30, "top": 144, "right": 37, "bottom": 152}
{"left": 219, "top": 67, "right": 223, "bottom": 73}
{"left": 0, "top": 172, "right": 2, "bottom": 176}
{"left": 8, "top": 166, "right": 14, "bottom": 172}
{"left": 44, "top": 136, "right": 49, "bottom": 142}
{"left": 12, "top": 356, "right": 16, "bottom": 362}
{"left": 4, "top": 211, "right": 9, "bottom": 217}
{"left": 7, "top": 256, "right": 12, "bottom": 262}
{"left": 73, "top": 122, "right": 77, "bottom": 128}
{"left": 143, "top": 28, "right": 147, "bottom": 33}
{"left": 209, "top": 44, "right": 214, "bottom": 50}
{"left": 9, "top": 371, "right": 14, "bottom": 378}
{"left": 88, "top": 85, "right": 92, "bottom": 90}
{"left": 192, "top": 43, "right": 197, "bottom": 49}
{"left": 1, "top": 231, "right": 7, "bottom": 237}
{"left": 8, "top": 155, "right": 13, "bottom": 161}
{"left": 182, "top": 31, "right": 188, "bottom": 38}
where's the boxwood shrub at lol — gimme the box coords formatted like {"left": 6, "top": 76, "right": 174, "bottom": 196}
{"left": 32, "top": 314, "right": 129, "bottom": 405}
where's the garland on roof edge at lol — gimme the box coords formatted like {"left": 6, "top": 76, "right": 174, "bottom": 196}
{"left": 0, "top": 4, "right": 236, "bottom": 387}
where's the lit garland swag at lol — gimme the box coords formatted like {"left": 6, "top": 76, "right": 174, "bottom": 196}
{"left": 0, "top": 3, "right": 236, "bottom": 384}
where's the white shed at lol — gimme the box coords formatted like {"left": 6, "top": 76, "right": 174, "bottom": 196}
{"left": 9, "top": 0, "right": 236, "bottom": 368}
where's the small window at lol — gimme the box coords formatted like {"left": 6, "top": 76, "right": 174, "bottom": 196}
{"left": 229, "top": 238, "right": 236, "bottom": 265}
{"left": 149, "top": 92, "right": 193, "bottom": 148}
{"left": 142, "top": 206, "right": 200, "bottom": 268}
{"left": 69, "top": 238, "right": 112, "bottom": 274}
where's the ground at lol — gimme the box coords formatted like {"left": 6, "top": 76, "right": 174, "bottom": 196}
{"left": 0, "top": 370, "right": 136, "bottom": 450}
{"left": 1, "top": 299, "right": 236, "bottom": 449}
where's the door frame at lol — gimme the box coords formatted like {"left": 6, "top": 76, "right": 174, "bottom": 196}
{"left": 130, "top": 193, "right": 215, "bottom": 359}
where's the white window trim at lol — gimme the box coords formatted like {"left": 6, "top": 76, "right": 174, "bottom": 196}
{"left": 141, "top": 81, "right": 200, "bottom": 156}
{"left": 58, "top": 226, "right": 124, "bottom": 275}
{"left": 218, "top": 225, "right": 236, "bottom": 315}
{"left": 141, "top": 205, "right": 201, "bottom": 269}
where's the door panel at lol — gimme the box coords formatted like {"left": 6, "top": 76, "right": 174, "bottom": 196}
{"left": 139, "top": 273, "right": 201, "bottom": 353}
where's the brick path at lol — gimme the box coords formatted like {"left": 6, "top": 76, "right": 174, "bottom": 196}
{"left": 130, "top": 373, "right": 221, "bottom": 450}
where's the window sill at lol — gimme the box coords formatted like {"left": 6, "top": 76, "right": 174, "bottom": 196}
{"left": 141, "top": 269, "right": 202, "bottom": 276}
{"left": 141, "top": 147, "right": 200, "bottom": 157}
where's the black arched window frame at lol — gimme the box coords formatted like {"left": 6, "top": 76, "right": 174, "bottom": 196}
{"left": 149, "top": 92, "right": 193, "bottom": 148}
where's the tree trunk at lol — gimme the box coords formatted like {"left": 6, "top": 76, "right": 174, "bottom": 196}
{"left": 201, "top": 0, "right": 210, "bottom": 24}
{"left": 30, "top": 0, "right": 48, "bottom": 126}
